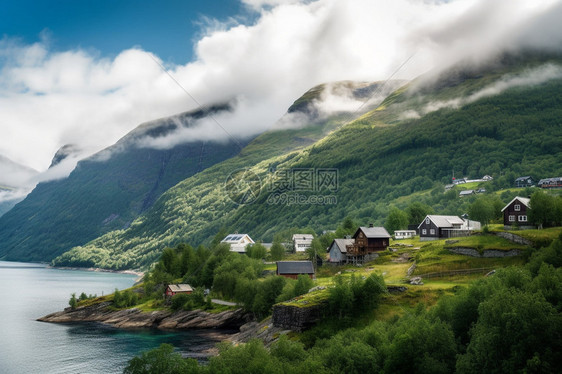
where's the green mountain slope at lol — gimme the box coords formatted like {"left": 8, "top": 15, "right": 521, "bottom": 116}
{"left": 0, "top": 105, "right": 249, "bottom": 262}
{"left": 54, "top": 54, "right": 562, "bottom": 269}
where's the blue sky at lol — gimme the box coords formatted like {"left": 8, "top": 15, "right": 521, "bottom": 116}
{"left": 1, "top": 0, "right": 246, "bottom": 64}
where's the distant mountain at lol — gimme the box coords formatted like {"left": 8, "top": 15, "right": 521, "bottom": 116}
{"left": 0, "top": 104, "right": 250, "bottom": 262}
{"left": 0, "top": 155, "right": 38, "bottom": 217}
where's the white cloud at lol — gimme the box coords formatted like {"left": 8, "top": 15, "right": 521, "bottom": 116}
{"left": 1, "top": 0, "right": 561, "bottom": 173}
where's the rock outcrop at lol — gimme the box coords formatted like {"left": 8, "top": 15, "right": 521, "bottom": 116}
{"left": 38, "top": 302, "right": 252, "bottom": 330}
{"left": 272, "top": 304, "right": 322, "bottom": 331}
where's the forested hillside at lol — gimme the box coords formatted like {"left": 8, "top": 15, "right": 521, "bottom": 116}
{"left": 54, "top": 53, "right": 562, "bottom": 270}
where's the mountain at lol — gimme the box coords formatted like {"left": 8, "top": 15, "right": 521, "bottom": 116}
{"left": 50, "top": 52, "right": 562, "bottom": 270}
{"left": 0, "top": 104, "right": 252, "bottom": 262}
{"left": 0, "top": 155, "right": 38, "bottom": 217}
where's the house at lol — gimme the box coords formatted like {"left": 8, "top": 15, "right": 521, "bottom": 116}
{"left": 328, "top": 238, "right": 355, "bottom": 263}
{"left": 459, "top": 189, "right": 475, "bottom": 197}
{"left": 538, "top": 177, "right": 562, "bottom": 189}
{"left": 476, "top": 188, "right": 486, "bottom": 193}
{"left": 276, "top": 261, "right": 315, "bottom": 279}
{"left": 515, "top": 176, "right": 534, "bottom": 188}
{"left": 292, "top": 234, "right": 314, "bottom": 252}
{"left": 221, "top": 234, "right": 255, "bottom": 253}
{"left": 165, "top": 284, "right": 193, "bottom": 297}
{"left": 418, "top": 215, "right": 480, "bottom": 241}
{"left": 343, "top": 225, "right": 391, "bottom": 264}
{"left": 482, "top": 175, "right": 493, "bottom": 181}
{"left": 501, "top": 196, "right": 533, "bottom": 229}
{"left": 394, "top": 230, "right": 416, "bottom": 239}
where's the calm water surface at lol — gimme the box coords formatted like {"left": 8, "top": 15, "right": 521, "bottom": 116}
{"left": 0, "top": 261, "right": 222, "bottom": 373}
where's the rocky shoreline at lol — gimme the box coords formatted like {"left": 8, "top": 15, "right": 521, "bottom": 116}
{"left": 37, "top": 302, "right": 252, "bottom": 330}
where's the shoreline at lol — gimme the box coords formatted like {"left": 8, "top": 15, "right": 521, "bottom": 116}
{"left": 47, "top": 265, "right": 145, "bottom": 281}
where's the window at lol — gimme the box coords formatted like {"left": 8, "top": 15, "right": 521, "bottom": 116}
{"left": 422, "top": 229, "right": 427, "bottom": 235}
{"left": 425, "top": 218, "right": 430, "bottom": 224}
{"left": 518, "top": 215, "right": 527, "bottom": 222}
{"left": 430, "top": 229, "right": 435, "bottom": 235}
{"left": 514, "top": 204, "right": 521, "bottom": 211}
{"left": 509, "top": 215, "right": 515, "bottom": 222}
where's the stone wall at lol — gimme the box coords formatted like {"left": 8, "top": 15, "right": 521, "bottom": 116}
{"left": 448, "top": 247, "right": 522, "bottom": 258}
{"left": 272, "top": 304, "right": 322, "bottom": 332}
{"left": 494, "top": 232, "right": 533, "bottom": 246}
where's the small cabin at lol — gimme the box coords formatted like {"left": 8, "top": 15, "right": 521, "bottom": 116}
{"left": 292, "top": 234, "right": 314, "bottom": 252}
{"left": 501, "top": 196, "right": 533, "bottom": 229}
{"left": 276, "top": 261, "right": 315, "bottom": 279}
{"left": 514, "top": 176, "right": 534, "bottom": 188}
{"left": 165, "top": 284, "right": 193, "bottom": 297}
{"left": 328, "top": 238, "right": 355, "bottom": 263}
{"left": 394, "top": 230, "right": 416, "bottom": 240}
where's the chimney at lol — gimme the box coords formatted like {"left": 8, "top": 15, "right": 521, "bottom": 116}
{"left": 369, "top": 223, "right": 374, "bottom": 228}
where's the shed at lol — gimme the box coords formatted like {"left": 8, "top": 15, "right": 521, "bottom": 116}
{"left": 328, "top": 238, "right": 355, "bottom": 263}
{"left": 165, "top": 284, "right": 193, "bottom": 297}
{"left": 276, "top": 261, "right": 315, "bottom": 279}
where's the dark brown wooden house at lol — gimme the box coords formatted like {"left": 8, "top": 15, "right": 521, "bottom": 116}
{"left": 276, "top": 261, "right": 315, "bottom": 279}
{"left": 501, "top": 196, "right": 532, "bottom": 229}
{"left": 345, "top": 225, "right": 391, "bottom": 264}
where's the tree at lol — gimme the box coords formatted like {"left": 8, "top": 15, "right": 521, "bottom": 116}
{"left": 407, "top": 202, "right": 433, "bottom": 226}
{"left": 246, "top": 243, "right": 267, "bottom": 259}
{"left": 69, "top": 293, "right": 77, "bottom": 309}
{"left": 529, "top": 190, "right": 558, "bottom": 228}
{"left": 270, "top": 241, "right": 285, "bottom": 261}
{"left": 385, "top": 207, "right": 408, "bottom": 234}
{"left": 468, "top": 196, "right": 495, "bottom": 225}
{"left": 124, "top": 343, "right": 198, "bottom": 374}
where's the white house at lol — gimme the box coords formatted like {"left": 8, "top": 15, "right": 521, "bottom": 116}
{"left": 292, "top": 234, "right": 314, "bottom": 252}
{"left": 394, "top": 230, "right": 416, "bottom": 239}
{"left": 221, "top": 234, "right": 255, "bottom": 253}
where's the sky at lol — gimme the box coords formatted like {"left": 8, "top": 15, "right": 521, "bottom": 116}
{"left": 1, "top": 0, "right": 561, "bottom": 176}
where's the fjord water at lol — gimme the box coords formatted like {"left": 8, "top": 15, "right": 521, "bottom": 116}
{"left": 0, "top": 261, "right": 218, "bottom": 374}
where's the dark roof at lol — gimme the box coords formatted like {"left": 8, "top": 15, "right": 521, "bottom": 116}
{"left": 276, "top": 261, "right": 314, "bottom": 275}
{"left": 329, "top": 238, "right": 355, "bottom": 253}
{"left": 353, "top": 226, "right": 391, "bottom": 239}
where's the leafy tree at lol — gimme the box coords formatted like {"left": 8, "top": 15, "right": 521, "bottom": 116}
{"left": 468, "top": 196, "right": 496, "bottom": 225}
{"left": 124, "top": 343, "right": 199, "bottom": 374}
{"left": 246, "top": 243, "right": 267, "bottom": 259}
{"left": 69, "top": 293, "right": 77, "bottom": 309}
{"left": 407, "top": 202, "right": 433, "bottom": 226}
{"left": 270, "top": 241, "right": 285, "bottom": 261}
{"left": 385, "top": 207, "right": 409, "bottom": 233}
{"left": 529, "top": 190, "right": 560, "bottom": 228}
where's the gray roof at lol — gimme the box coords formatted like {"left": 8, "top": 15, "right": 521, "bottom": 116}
{"left": 515, "top": 176, "right": 532, "bottom": 181}
{"left": 276, "top": 261, "right": 314, "bottom": 275}
{"left": 167, "top": 284, "right": 193, "bottom": 293}
{"left": 330, "top": 238, "right": 355, "bottom": 253}
{"left": 419, "top": 215, "right": 464, "bottom": 229}
{"left": 292, "top": 234, "right": 314, "bottom": 240}
{"left": 459, "top": 190, "right": 475, "bottom": 195}
{"left": 356, "top": 226, "right": 391, "bottom": 238}
{"left": 501, "top": 196, "right": 531, "bottom": 212}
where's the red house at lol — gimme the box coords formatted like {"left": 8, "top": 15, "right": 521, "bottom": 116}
{"left": 165, "top": 284, "right": 193, "bottom": 297}
{"left": 502, "top": 196, "right": 533, "bottom": 229}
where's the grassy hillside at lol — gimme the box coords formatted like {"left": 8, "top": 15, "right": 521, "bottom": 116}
{"left": 54, "top": 54, "right": 562, "bottom": 270}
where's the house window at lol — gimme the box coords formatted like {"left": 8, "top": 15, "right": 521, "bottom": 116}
{"left": 514, "top": 204, "right": 521, "bottom": 211}
{"left": 518, "top": 215, "right": 527, "bottom": 222}
{"left": 425, "top": 218, "right": 430, "bottom": 224}
{"left": 422, "top": 229, "right": 427, "bottom": 235}
{"left": 509, "top": 215, "right": 515, "bottom": 222}
{"left": 430, "top": 229, "right": 435, "bottom": 235}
